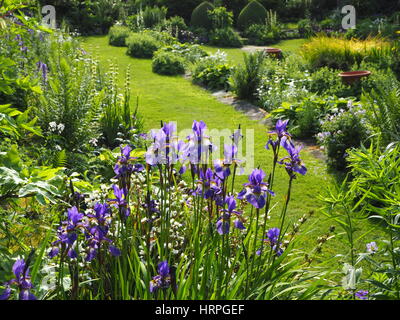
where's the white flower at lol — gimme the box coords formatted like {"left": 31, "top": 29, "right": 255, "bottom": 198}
{"left": 89, "top": 138, "right": 98, "bottom": 146}
{"left": 49, "top": 122, "right": 57, "bottom": 132}
{"left": 57, "top": 123, "right": 65, "bottom": 133}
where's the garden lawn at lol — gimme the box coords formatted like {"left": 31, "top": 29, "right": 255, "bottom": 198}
{"left": 80, "top": 35, "right": 375, "bottom": 256}
{"left": 200, "top": 38, "right": 308, "bottom": 65}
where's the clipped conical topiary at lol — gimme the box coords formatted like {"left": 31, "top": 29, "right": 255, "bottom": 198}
{"left": 237, "top": 0, "right": 267, "bottom": 31}
{"left": 190, "top": 1, "right": 215, "bottom": 30}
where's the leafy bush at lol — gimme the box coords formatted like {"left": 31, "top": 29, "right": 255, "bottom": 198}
{"left": 244, "top": 24, "right": 277, "bottom": 46}
{"left": 108, "top": 25, "right": 131, "bottom": 47}
{"left": 257, "top": 54, "right": 310, "bottom": 110}
{"left": 33, "top": 35, "right": 103, "bottom": 154}
{"left": 231, "top": 51, "right": 266, "bottom": 100}
{"left": 186, "top": 27, "right": 210, "bottom": 44}
{"left": 297, "top": 19, "right": 313, "bottom": 38}
{"left": 270, "top": 96, "right": 350, "bottom": 139}
{"left": 308, "top": 67, "right": 355, "bottom": 97}
{"left": 192, "top": 51, "right": 232, "bottom": 90}
{"left": 126, "top": 33, "right": 162, "bottom": 58}
{"left": 209, "top": 28, "right": 243, "bottom": 48}
{"left": 345, "top": 18, "right": 399, "bottom": 40}
{"left": 99, "top": 65, "right": 143, "bottom": 148}
{"left": 237, "top": 0, "right": 267, "bottom": 31}
{"left": 143, "top": 30, "right": 178, "bottom": 46}
{"left": 318, "top": 101, "right": 370, "bottom": 170}
{"left": 346, "top": 142, "right": 400, "bottom": 217}
{"left": 152, "top": 51, "right": 186, "bottom": 75}
{"left": 190, "top": 1, "right": 215, "bottom": 30}
{"left": 208, "top": 7, "right": 234, "bottom": 29}
{"left": 159, "top": 16, "right": 188, "bottom": 35}
{"left": 142, "top": 6, "right": 168, "bottom": 28}
{"left": 158, "top": 43, "right": 208, "bottom": 64}
{"left": 362, "top": 79, "right": 400, "bottom": 145}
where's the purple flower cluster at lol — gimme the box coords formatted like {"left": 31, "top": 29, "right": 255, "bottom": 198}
{"left": 114, "top": 145, "right": 144, "bottom": 190}
{"left": 109, "top": 185, "right": 131, "bottom": 218}
{"left": 49, "top": 206, "right": 84, "bottom": 259}
{"left": 355, "top": 290, "right": 369, "bottom": 300}
{"left": 265, "top": 120, "right": 307, "bottom": 178}
{"left": 49, "top": 204, "right": 120, "bottom": 261}
{"left": 279, "top": 138, "right": 307, "bottom": 177}
{"left": 237, "top": 168, "right": 274, "bottom": 209}
{"left": 145, "top": 121, "right": 214, "bottom": 171}
{"left": 265, "top": 119, "right": 291, "bottom": 151}
{"left": 257, "top": 227, "right": 284, "bottom": 256}
{"left": 0, "top": 259, "right": 36, "bottom": 300}
{"left": 150, "top": 261, "right": 171, "bottom": 293}
{"left": 14, "top": 34, "right": 28, "bottom": 53}
{"left": 216, "top": 196, "right": 246, "bottom": 235}
{"left": 195, "top": 168, "right": 223, "bottom": 200}
{"left": 85, "top": 203, "right": 121, "bottom": 261}
{"left": 36, "top": 61, "right": 48, "bottom": 83}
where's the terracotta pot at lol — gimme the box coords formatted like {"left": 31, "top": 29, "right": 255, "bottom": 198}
{"left": 265, "top": 48, "right": 282, "bottom": 58}
{"left": 339, "top": 71, "right": 371, "bottom": 85}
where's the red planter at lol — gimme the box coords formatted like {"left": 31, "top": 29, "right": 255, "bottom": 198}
{"left": 339, "top": 71, "right": 371, "bottom": 85}
{"left": 265, "top": 48, "right": 282, "bottom": 58}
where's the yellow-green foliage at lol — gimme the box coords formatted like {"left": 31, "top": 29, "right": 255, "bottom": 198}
{"left": 301, "top": 35, "right": 392, "bottom": 70}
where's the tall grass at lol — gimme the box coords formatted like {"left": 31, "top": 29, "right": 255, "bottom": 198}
{"left": 301, "top": 35, "right": 392, "bottom": 70}
{"left": 230, "top": 51, "right": 265, "bottom": 100}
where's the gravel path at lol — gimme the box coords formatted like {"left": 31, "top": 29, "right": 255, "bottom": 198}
{"left": 211, "top": 90, "right": 327, "bottom": 161}
{"left": 241, "top": 45, "right": 273, "bottom": 53}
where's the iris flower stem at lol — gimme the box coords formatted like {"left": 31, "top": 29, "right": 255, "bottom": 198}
{"left": 231, "top": 163, "right": 237, "bottom": 195}
{"left": 277, "top": 176, "right": 293, "bottom": 248}
{"left": 57, "top": 251, "right": 65, "bottom": 299}
{"left": 258, "top": 147, "right": 279, "bottom": 276}
{"left": 249, "top": 208, "right": 260, "bottom": 290}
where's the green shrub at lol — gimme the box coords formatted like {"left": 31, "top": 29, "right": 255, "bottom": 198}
{"left": 237, "top": 0, "right": 267, "bottom": 31}
{"left": 158, "top": 43, "right": 208, "bottom": 63}
{"left": 270, "top": 96, "right": 350, "bottom": 139}
{"left": 244, "top": 24, "right": 276, "bottom": 45}
{"left": 257, "top": 54, "right": 310, "bottom": 111}
{"left": 126, "top": 33, "right": 162, "bottom": 58}
{"left": 152, "top": 51, "right": 186, "bottom": 75}
{"left": 362, "top": 78, "right": 400, "bottom": 145}
{"left": 346, "top": 142, "right": 400, "bottom": 216}
{"left": 297, "top": 19, "right": 313, "bottom": 37}
{"left": 108, "top": 25, "right": 131, "bottom": 47}
{"left": 143, "top": 30, "right": 178, "bottom": 46}
{"left": 160, "top": 16, "right": 188, "bottom": 33}
{"left": 230, "top": 51, "right": 265, "bottom": 100}
{"left": 142, "top": 6, "right": 168, "bottom": 28}
{"left": 192, "top": 51, "right": 232, "bottom": 90}
{"left": 308, "top": 67, "right": 355, "bottom": 97}
{"left": 191, "top": 1, "right": 215, "bottom": 30}
{"left": 99, "top": 65, "right": 143, "bottom": 148}
{"left": 34, "top": 36, "right": 103, "bottom": 154}
{"left": 318, "top": 102, "right": 369, "bottom": 170}
{"left": 209, "top": 28, "right": 243, "bottom": 48}
{"left": 319, "top": 18, "right": 335, "bottom": 30}
{"left": 208, "top": 6, "right": 234, "bottom": 29}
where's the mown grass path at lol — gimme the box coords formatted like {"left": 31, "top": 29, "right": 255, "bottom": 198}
{"left": 80, "top": 36, "right": 374, "bottom": 254}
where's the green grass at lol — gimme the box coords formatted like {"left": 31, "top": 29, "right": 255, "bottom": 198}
{"left": 200, "top": 38, "right": 308, "bottom": 65}
{"left": 79, "top": 35, "right": 377, "bottom": 257}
